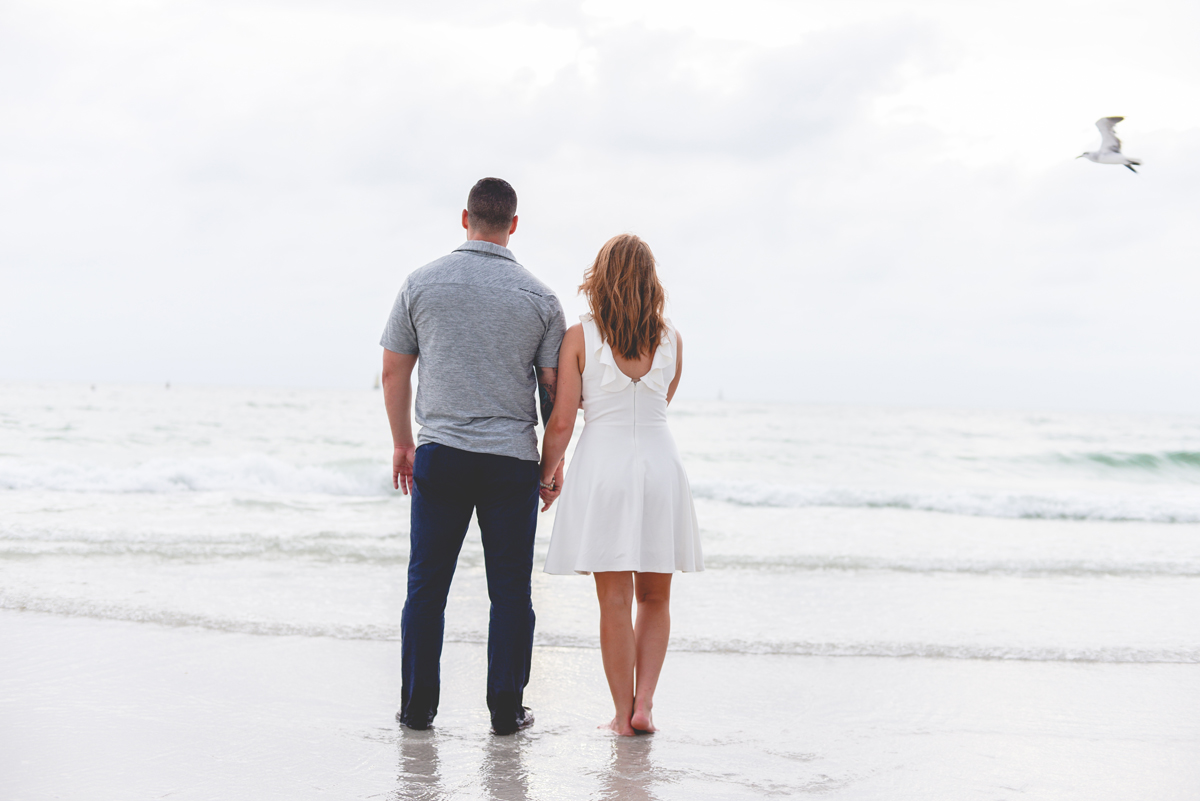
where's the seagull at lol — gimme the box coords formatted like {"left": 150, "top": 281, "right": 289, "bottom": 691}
{"left": 1077, "top": 116, "right": 1141, "bottom": 172}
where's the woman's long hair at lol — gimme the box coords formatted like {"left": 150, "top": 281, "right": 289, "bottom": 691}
{"left": 579, "top": 234, "right": 667, "bottom": 360}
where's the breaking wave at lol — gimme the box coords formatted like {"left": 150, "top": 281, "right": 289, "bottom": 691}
{"left": 1066, "top": 450, "right": 1200, "bottom": 472}
{"left": 0, "top": 454, "right": 391, "bottom": 496}
{"left": 690, "top": 480, "right": 1200, "bottom": 523}
{"left": 4, "top": 453, "right": 1199, "bottom": 523}
{"left": 4, "top": 532, "right": 1198, "bottom": 579}
{"left": 4, "top": 601, "right": 1196, "bottom": 664}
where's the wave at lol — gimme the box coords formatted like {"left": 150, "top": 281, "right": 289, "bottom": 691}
{"left": 0, "top": 454, "right": 391, "bottom": 496}
{"left": 4, "top": 533, "right": 1197, "bottom": 579}
{"left": 701, "top": 554, "right": 1200, "bottom": 578}
{"left": 4, "top": 600, "right": 1197, "bottom": 664}
{"left": 4, "top": 454, "right": 1199, "bottom": 523}
{"left": 1067, "top": 450, "right": 1200, "bottom": 472}
{"left": 690, "top": 480, "right": 1200, "bottom": 523}
{"left": 0, "top": 532, "right": 413, "bottom": 563}
{"left": 661, "top": 636, "right": 1200, "bottom": 664}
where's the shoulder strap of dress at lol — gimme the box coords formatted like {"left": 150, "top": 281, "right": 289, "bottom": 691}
{"left": 579, "top": 313, "right": 598, "bottom": 374}
{"left": 635, "top": 318, "right": 677, "bottom": 393}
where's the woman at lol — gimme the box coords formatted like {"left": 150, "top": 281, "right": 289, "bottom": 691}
{"left": 540, "top": 234, "right": 703, "bottom": 736}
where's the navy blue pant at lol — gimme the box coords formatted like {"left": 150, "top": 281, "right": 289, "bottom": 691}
{"left": 399, "top": 443, "right": 539, "bottom": 726}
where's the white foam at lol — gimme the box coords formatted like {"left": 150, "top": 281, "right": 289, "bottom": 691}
{"left": 5, "top": 598, "right": 1195, "bottom": 664}
{"left": 0, "top": 530, "right": 412, "bottom": 562}
{"left": 691, "top": 479, "right": 1200, "bottom": 523}
{"left": 701, "top": 554, "right": 1200, "bottom": 578}
{"left": 3, "top": 532, "right": 1194, "bottom": 578}
{"left": 6, "top": 456, "right": 1197, "bottom": 524}
{"left": 0, "top": 454, "right": 390, "bottom": 496}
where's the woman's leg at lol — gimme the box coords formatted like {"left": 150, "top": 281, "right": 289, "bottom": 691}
{"left": 631, "top": 572, "right": 672, "bottom": 732}
{"left": 594, "top": 571, "right": 636, "bottom": 735}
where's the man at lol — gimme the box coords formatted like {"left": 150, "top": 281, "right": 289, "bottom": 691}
{"left": 380, "top": 177, "right": 567, "bottom": 735}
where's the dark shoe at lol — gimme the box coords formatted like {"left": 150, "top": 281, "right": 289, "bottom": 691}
{"left": 491, "top": 706, "right": 534, "bottom": 735}
{"left": 398, "top": 686, "right": 438, "bottom": 730}
{"left": 396, "top": 708, "right": 434, "bottom": 731}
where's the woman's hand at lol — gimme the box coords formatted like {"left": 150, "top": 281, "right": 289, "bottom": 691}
{"left": 539, "top": 459, "right": 565, "bottom": 511}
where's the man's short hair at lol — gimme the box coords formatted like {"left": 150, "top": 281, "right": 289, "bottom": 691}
{"left": 467, "top": 177, "right": 518, "bottom": 232}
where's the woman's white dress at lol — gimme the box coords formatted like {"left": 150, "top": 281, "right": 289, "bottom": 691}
{"left": 544, "top": 314, "right": 703, "bottom": 575}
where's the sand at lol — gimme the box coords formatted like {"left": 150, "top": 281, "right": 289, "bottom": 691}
{"left": 3, "top": 609, "right": 1198, "bottom": 800}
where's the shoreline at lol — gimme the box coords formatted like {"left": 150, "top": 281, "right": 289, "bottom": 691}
{"left": 4, "top": 609, "right": 1198, "bottom": 800}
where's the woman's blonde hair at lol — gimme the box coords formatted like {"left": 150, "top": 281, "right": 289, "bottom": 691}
{"left": 579, "top": 234, "right": 667, "bottom": 360}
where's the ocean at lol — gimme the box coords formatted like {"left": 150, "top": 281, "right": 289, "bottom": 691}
{"left": 2, "top": 381, "right": 1198, "bottom": 799}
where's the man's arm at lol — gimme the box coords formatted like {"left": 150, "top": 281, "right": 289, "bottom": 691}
{"left": 537, "top": 367, "right": 557, "bottom": 426}
{"left": 382, "top": 349, "right": 419, "bottom": 494}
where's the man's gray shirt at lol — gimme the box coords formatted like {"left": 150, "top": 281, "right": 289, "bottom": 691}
{"left": 381, "top": 240, "right": 567, "bottom": 462}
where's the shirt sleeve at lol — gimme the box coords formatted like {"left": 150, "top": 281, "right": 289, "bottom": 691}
{"left": 534, "top": 294, "right": 568, "bottom": 369}
{"left": 380, "top": 279, "right": 419, "bottom": 355}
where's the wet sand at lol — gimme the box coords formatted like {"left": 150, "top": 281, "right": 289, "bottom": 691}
{"left": 3, "top": 609, "right": 1198, "bottom": 800}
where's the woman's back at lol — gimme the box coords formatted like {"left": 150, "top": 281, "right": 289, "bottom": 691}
{"left": 610, "top": 343, "right": 655, "bottom": 382}
{"left": 578, "top": 314, "right": 674, "bottom": 429}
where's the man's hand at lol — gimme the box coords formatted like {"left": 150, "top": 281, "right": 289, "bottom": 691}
{"left": 382, "top": 349, "right": 418, "bottom": 495}
{"left": 539, "top": 459, "right": 565, "bottom": 512}
{"left": 393, "top": 444, "right": 416, "bottom": 494}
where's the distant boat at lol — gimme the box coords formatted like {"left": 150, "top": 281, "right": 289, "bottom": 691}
{"left": 373, "top": 373, "right": 381, "bottom": 390}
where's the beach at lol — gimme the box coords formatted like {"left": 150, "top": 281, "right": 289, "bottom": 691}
{"left": 5, "top": 611, "right": 1198, "bottom": 800}
{"left": 2, "top": 382, "right": 1199, "bottom": 799}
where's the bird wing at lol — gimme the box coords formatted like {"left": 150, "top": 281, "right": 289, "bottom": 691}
{"left": 1095, "top": 116, "right": 1124, "bottom": 153}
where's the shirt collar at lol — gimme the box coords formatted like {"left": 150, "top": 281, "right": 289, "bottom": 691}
{"left": 455, "top": 240, "right": 518, "bottom": 263}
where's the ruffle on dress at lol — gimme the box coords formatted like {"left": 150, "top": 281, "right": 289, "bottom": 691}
{"left": 580, "top": 313, "right": 676, "bottom": 394}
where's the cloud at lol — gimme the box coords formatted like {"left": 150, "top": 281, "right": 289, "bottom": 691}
{"left": 0, "top": 0, "right": 1197, "bottom": 412}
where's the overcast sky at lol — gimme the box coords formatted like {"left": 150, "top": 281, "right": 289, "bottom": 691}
{"left": 2, "top": 0, "right": 1198, "bottom": 412}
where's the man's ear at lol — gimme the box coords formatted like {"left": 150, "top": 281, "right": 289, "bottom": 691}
{"left": 509, "top": 215, "right": 519, "bottom": 235}
{"left": 462, "top": 209, "right": 470, "bottom": 230}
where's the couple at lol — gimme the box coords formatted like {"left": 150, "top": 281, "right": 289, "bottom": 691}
{"left": 380, "top": 178, "right": 702, "bottom": 737}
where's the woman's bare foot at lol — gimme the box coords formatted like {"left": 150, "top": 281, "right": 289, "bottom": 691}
{"left": 600, "top": 716, "right": 637, "bottom": 736}
{"left": 630, "top": 703, "right": 656, "bottom": 733}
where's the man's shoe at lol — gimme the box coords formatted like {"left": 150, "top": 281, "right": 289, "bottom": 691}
{"left": 491, "top": 706, "right": 534, "bottom": 735}
{"left": 396, "top": 708, "right": 434, "bottom": 731}
{"left": 397, "top": 687, "right": 438, "bottom": 730}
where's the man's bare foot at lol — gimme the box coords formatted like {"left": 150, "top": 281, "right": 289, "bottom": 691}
{"left": 630, "top": 704, "right": 656, "bottom": 733}
{"left": 599, "top": 716, "right": 637, "bottom": 736}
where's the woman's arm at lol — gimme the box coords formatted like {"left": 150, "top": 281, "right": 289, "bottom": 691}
{"left": 539, "top": 324, "right": 585, "bottom": 505}
{"left": 666, "top": 330, "right": 683, "bottom": 405}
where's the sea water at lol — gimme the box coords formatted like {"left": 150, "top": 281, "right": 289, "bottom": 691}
{"left": 2, "top": 382, "right": 1199, "bottom": 797}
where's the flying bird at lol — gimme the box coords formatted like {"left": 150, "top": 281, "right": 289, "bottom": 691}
{"left": 1077, "top": 117, "right": 1141, "bottom": 172}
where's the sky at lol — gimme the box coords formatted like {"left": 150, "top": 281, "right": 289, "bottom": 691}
{"left": 2, "top": 0, "right": 1198, "bottom": 412}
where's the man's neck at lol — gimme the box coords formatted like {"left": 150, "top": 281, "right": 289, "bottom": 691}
{"left": 466, "top": 231, "right": 510, "bottom": 248}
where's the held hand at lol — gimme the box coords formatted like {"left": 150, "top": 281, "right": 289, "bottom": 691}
{"left": 393, "top": 444, "right": 416, "bottom": 494}
{"left": 539, "top": 460, "right": 566, "bottom": 512}
{"left": 539, "top": 484, "right": 561, "bottom": 512}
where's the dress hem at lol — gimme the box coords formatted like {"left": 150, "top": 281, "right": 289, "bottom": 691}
{"left": 543, "top": 566, "right": 705, "bottom": 576}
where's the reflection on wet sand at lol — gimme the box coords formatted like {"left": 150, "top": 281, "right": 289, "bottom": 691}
{"left": 480, "top": 734, "right": 531, "bottom": 801}
{"left": 394, "top": 726, "right": 661, "bottom": 799}
{"left": 395, "top": 729, "right": 443, "bottom": 800}
{"left": 598, "top": 737, "right": 659, "bottom": 801}
{"left": 394, "top": 728, "right": 533, "bottom": 801}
